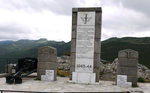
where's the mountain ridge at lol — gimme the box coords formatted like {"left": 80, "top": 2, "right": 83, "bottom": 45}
{"left": 0, "top": 37, "right": 150, "bottom": 68}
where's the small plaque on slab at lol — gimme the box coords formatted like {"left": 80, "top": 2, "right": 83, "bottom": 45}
{"left": 41, "top": 70, "right": 54, "bottom": 81}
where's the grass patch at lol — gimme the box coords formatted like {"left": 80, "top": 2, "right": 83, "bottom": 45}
{"left": 57, "top": 70, "right": 70, "bottom": 77}
{"left": 145, "top": 80, "right": 150, "bottom": 83}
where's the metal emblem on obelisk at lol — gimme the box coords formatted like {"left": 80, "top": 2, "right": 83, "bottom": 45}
{"left": 81, "top": 14, "right": 92, "bottom": 24}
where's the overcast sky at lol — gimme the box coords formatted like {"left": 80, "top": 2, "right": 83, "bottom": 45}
{"left": 0, "top": 0, "right": 150, "bottom": 42}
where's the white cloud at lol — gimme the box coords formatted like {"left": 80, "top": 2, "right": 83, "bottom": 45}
{"left": 101, "top": 1, "right": 150, "bottom": 40}
{"left": 0, "top": 0, "right": 149, "bottom": 42}
{"left": 0, "top": 8, "right": 72, "bottom": 41}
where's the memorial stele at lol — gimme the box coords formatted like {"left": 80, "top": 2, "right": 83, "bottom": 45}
{"left": 70, "top": 7, "right": 102, "bottom": 84}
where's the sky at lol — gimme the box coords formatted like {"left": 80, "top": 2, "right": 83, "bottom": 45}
{"left": 0, "top": 0, "right": 150, "bottom": 42}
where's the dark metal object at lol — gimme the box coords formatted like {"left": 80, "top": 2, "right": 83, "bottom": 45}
{"left": 5, "top": 58, "right": 37, "bottom": 84}
{"left": 14, "top": 76, "right": 22, "bottom": 84}
{"left": 6, "top": 75, "right": 14, "bottom": 84}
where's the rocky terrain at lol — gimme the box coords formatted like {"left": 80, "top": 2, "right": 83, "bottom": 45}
{"left": 57, "top": 56, "right": 150, "bottom": 81}
{"left": 57, "top": 56, "right": 70, "bottom": 71}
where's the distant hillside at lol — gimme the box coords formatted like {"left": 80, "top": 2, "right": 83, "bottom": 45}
{"left": 0, "top": 38, "right": 70, "bottom": 58}
{"left": 101, "top": 37, "right": 150, "bottom": 68}
{"left": 0, "top": 37, "right": 150, "bottom": 69}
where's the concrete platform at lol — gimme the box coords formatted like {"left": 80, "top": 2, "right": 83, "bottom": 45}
{"left": 0, "top": 74, "right": 148, "bottom": 92}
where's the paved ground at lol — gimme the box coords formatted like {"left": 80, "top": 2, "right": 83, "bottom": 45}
{"left": 0, "top": 75, "right": 148, "bottom": 93}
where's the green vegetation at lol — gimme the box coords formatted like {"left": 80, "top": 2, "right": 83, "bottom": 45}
{"left": 138, "top": 77, "right": 145, "bottom": 82}
{"left": 0, "top": 38, "right": 70, "bottom": 58}
{"left": 0, "top": 38, "right": 70, "bottom": 73}
{"left": 101, "top": 37, "right": 150, "bottom": 68}
{"left": 0, "top": 37, "right": 150, "bottom": 73}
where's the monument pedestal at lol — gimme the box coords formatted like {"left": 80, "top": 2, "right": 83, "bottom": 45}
{"left": 72, "top": 72, "right": 96, "bottom": 84}
{"left": 70, "top": 7, "right": 102, "bottom": 84}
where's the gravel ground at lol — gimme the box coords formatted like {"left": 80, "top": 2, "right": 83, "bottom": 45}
{"left": 0, "top": 76, "right": 148, "bottom": 93}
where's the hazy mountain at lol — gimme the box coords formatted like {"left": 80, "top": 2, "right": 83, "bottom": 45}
{"left": 0, "top": 38, "right": 70, "bottom": 58}
{"left": 0, "top": 37, "right": 150, "bottom": 73}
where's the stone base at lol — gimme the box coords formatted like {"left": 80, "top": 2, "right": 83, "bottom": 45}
{"left": 72, "top": 72, "right": 97, "bottom": 84}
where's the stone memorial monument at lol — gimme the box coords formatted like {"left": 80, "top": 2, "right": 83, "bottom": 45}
{"left": 117, "top": 49, "right": 138, "bottom": 87}
{"left": 37, "top": 46, "right": 57, "bottom": 81}
{"left": 70, "top": 7, "right": 102, "bottom": 84}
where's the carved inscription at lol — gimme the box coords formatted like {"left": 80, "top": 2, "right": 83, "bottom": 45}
{"left": 75, "top": 12, "right": 95, "bottom": 72}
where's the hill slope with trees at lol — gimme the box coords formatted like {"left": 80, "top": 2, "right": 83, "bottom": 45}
{"left": 0, "top": 37, "right": 150, "bottom": 69}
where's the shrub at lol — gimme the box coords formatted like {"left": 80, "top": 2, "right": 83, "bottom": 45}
{"left": 138, "top": 77, "right": 145, "bottom": 82}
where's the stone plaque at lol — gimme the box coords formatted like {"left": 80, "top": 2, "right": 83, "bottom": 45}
{"left": 37, "top": 46, "right": 57, "bottom": 80}
{"left": 70, "top": 7, "right": 102, "bottom": 84}
{"left": 117, "top": 75, "right": 127, "bottom": 85}
{"left": 76, "top": 12, "right": 95, "bottom": 73}
{"left": 117, "top": 75, "right": 132, "bottom": 87}
{"left": 41, "top": 70, "right": 54, "bottom": 81}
